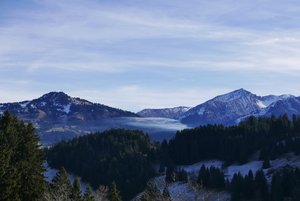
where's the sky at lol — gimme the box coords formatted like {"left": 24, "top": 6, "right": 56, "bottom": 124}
{"left": 1, "top": 0, "right": 300, "bottom": 112}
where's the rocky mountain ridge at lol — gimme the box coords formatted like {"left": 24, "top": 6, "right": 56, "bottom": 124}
{"left": 0, "top": 92, "right": 140, "bottom": 145}
{"left": 137, "top": 88, "right": 300, "bottom": 126}
{"left": 176, "top": 88, "right": 300, "bottom": 126}
{"left": 137, "top": 106, "right": 191, "bottom": 118}
{"left": 0, "top": 91, "right": 138, "bottom": 124}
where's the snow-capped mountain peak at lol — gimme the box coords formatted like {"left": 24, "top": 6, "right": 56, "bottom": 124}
{"left": 212, "top": 88, "right": 252, "bottom": 102}
{"left": 176, "top": 89, "right": 300, "bottom": 126}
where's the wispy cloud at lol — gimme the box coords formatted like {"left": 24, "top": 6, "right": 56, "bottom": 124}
{"left": 1, "top": 0, "right": 300, "bottom": 110}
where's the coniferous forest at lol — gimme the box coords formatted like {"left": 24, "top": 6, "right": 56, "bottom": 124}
{"left": 3, "top": 109, "right": 300, "bottom": 200}
{"left": 167, "top": 114, "right": 300, "bottom": 165}
{"left": 45, "top": 129, "right": 156, "bottom": 200}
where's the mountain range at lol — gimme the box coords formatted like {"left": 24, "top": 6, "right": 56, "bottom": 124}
{"left": 138, "top": 88, "right": 300, "bottom": 126}
{"left": 137, "top": 106, "right": 191, "bottom": 119}
{"left": 1, "top": 89, "right": 300, "bottom": 144}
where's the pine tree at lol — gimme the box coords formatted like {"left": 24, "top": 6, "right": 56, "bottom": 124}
{"left": 18, "top": 122, "right": 46, "bottom": 200}
{"left": 0, "top": 111, "right": 46, "bottom": 200}
{"left": 231, "top": 172, "right": 244, "bottom": 201}
{"left": 83, "top": 184, "right": 94, "bottom": 201}
{"left": 109, "top": 181, "right": 122, "bottom": 201}
{"left": 140, "top": 190, "right": 152, "bottom": 201}
{"left": 262, "top": 159, "right": 271, "bottom": 169}
{"left": 0, "top": 111, "right": 21, "bottom": 200}
{"left": 140, "top": 181, "right": 162, "bottom": 201}
{"left": 270, "top": 173, "right": 283, "bottom": 201}
{"left": 71, "top": 176, "right": 83, "bottom": 201}
{"left": 255, "top": 169, "right": 269, "bottom": 200}
{"left": 51, "top": 166, "right": 72, "bottom": 199}
{"left": 165, "top": 164, "right": 175, "bottom": 182}
{"left": 243, "top": 170, "right": 255, "bottom": 199}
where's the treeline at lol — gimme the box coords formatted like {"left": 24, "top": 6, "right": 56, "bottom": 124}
{"left": 45, "top": 129, "right": 156, "bottom": 201}
{"left": 166, "top": 114, "right": 300, "bottom": 165}
{"left": 230, "top": 170, "right": 269, "bottom": 201}
{"left": 230, "top": 167, "right": 300, "bottom": 201}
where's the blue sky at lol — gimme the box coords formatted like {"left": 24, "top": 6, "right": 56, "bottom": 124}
{"left": 1, "top": 0, "right": 300, "bottom": 112}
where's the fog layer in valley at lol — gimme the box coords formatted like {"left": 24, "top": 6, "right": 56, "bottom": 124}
{"left": 39, "top": 117, "right": 190, "bottom": 145}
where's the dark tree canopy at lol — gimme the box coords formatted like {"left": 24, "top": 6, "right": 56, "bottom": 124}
{"left": 167, "top": 114, "right": 300, "bottom": 165}
{"left": 46, "top": 128, "right": 155, "bottom": 200}
{"left": 0, "top": 111, "right": 46, "bottom": 200}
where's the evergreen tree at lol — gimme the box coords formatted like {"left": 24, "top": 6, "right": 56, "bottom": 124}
{"left": 165, "top": 163, "right": 175, "bottom": 182}
{"left": 231, "top": 172, "right": 244, "bottom": 201}
{"left": 18, "top": 122, "right": 46, "bottom": 200}
{"left": 71, "top": 176, "right": 83, "bottom": 201}
{"left": 243, "top": 175, "right": 254, "bottom": 199}
{"left": 140, "top": 190, "right": 152, "bottom": 201}
{"left": 0, "top": 111, "right": 46, "bottom": 200}
{"left": 270, "top": 173, "right": 284, "bottom": 201}
{"left": 109, "top": 181, "right": 122, "bottom": 201}
{"left": 254, "top": 169, "right": 269, "bottom": 200}
{"left": 140, "top": 181, "right": 162, "bottom": 201}
{"left": 243, "top": 170, "right": 255, "bottom": 199}
{"left": 281, "top": 169, "right": 295, "bottom": 197}
{"left": 0, "top": 111, "right": 21, "bottom": 200}
{"left": 262, "top": 159, "right": 271, "bottom": 169}
{"left": 51, "top": 166, "right": 72, "bottom": 199}
{"left": 83, "top": 184, "right": 94, "bottom": 201}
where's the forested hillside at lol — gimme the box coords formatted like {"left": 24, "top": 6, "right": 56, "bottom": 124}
{"left": 4, "top": 109, "right": 300, "bottom": 200}
{"left": 45, "top": 114, "right": 300, "bottom": 201}
{"left": 45, "top": 129, "right": 156, "bottom": 200}
{"left": 167, "top": 114, "right": 300, "bottom": 166}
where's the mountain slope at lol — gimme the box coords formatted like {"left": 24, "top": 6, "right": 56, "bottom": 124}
{"left": 137, "top": 106, "right": 191, "bottom": 118}
{"left": 0, "top": 91, "right": 139, "bottom": 123}
{"left": 0, "top": 92, "right": 141, "bottom": 145}
{"left": 176, "top": 88, "right": 300, "bottom": 126}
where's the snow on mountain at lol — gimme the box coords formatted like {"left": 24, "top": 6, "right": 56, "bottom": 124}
{"left": 137, "top": 106, "right": 191, "bottom": 119}
{"left": 176, "top": 88, "right": 300, "bottom": 126}
{"left": 0, "top": 91, "right": 138, "bottom": 122}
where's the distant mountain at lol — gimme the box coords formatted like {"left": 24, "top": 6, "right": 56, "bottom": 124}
{"left": 137, "top": 106, "right": 191, "bottom": 118}
{"left": 0, "top": 92, "right": 140, "bottom": 145}
{"left": 176, "top": 88, "right": 300, "bottom": 126}
{"left": 3, "top": 89, "right": 300, "bottom": 144}
{"left": 0, "top": 91, "right": 138, "bottom": 123}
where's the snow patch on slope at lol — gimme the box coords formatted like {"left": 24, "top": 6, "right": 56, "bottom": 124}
{"left": 63, "top": 103, "right": 72, "bottom": 114}
{"left": 20, "top": 101, "right": 30, "bottom": 108}
{"left": 197, "top": 107, "right": 205, "bottom": 115}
